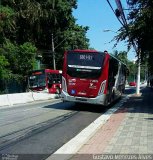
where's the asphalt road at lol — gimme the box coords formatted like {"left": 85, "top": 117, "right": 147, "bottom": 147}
{"left": 0, "top": 87, "right": 138, "bottom": 160}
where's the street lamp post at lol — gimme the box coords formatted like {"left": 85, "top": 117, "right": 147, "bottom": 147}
{"left": 103, "top": 29, "right": 118, "bottom": 34}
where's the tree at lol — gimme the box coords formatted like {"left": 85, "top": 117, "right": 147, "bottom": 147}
{"left": 0, "top": 6, "right": 16, "bottom": 44}
{"left": 0, "top": 54, "right": 10, "bottom": 80}
{"left": 127, "top": 61, "right": 137, "bottom": 82}
{"left": 1, "top": 40, "right": 36, "bottom": 78}
{"left": 0, "top": 0, "right": 90, "bottom": 93}
{"left": 113, "top": 50, "right": 143, "bottom": 82}
{"left": 114, "top": 0, "right": 153, "bottom": 75}
{"left": 113, "top": 50, "right": 128, "bottom": 65}
{"left": 2, "top": 0, "right": 89, "bottom": 69}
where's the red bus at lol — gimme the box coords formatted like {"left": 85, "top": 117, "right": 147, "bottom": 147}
{"left": 61, "top": 49, "right": 128, "bottom": 106}
{"left": 28, "top": 69, "right": 62, "bottom": 94}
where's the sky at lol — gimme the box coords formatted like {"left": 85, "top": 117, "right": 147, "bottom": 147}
{"left": 72, "top": 0, "right": 136, "bottom": 61}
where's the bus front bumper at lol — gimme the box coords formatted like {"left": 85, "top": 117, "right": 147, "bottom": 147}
{"left": 61, "top": 90, "right": 106, "bottom": 105}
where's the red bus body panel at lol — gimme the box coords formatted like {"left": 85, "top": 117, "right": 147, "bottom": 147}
{"left": 28, "top": 69, "right": 62, "bottom": 94}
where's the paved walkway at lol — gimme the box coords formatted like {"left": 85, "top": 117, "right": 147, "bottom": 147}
{"left": 70, "top": 87, "right": 153, "bottom": 159}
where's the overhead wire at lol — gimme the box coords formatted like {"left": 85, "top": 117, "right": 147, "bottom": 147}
{"left": 106, "top": 0, "right": 124, "bottom": 27}
{"left": 106, "top": 0, "right": 138, "bottom": 53}
{"left": 115, "top": 0, "right": 128, "bottom": 27}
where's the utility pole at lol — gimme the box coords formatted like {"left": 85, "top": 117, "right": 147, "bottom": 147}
{"left": 51, "top": 32, "right": 73, "bottom": 70}
{"left": 51, "top": 33, "right": 56, "bottom": 70}
{"left": 136, "top": 52, "right": 141, "bottom": 94}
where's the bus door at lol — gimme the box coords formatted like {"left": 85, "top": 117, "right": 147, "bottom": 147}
{"left": 47, "top": 73, "right": 62, "bottom": 94}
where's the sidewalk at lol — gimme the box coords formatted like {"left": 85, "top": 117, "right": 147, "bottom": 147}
{"left": 70, "top": 87, "right": 153, "bottom": 159}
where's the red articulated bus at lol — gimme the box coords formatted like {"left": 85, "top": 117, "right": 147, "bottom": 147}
{"left": 61, "top": 49, "right": 128, "bottom": 106}
{"left": 28, "top": 69, "right": 62, "bottom": 94}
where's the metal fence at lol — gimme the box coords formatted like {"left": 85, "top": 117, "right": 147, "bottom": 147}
{"left": 0, "top": 79, "right": 27, "bottom": 94}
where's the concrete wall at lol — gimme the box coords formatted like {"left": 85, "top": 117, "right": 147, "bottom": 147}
{"left": 0, "top": 92, "right": 58, "bottom": 107}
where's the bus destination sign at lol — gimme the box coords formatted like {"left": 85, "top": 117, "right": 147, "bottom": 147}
{"left": 79, "top": 54, "right": 93, "bottom": 61}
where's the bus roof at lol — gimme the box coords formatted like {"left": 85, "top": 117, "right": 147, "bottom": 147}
{"left": 45, "top": 69, "right": 62, "bottom": 73}
{"left": 29, "top": 69, "right": 62, "bottom": 74}
{"left": 71, "top": 49, "right": 98, "bottom": 53}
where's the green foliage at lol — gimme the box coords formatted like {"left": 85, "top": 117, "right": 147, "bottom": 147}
{"left": 0, "top": 0, "right": 89, "bottom": 92}
{"left": 1, "top": 0, "right": 89, "bottom": 70}
{"left": 18, "top": 42, "right": 37, "bottom": 75}
{"left": 114, "top": 0, "right": 153, "bottom": 76}
{"left": 113, "top": 50, "right": 129, "bottom": 65}
{"left": 127, "top": 61, "right": 137, "bottom": 82}
{"left": 0, "top": 6, "right": 16, "bottom": 43}
{"left": 112, "top": 50, "right": 147, "bottom": 82}
{"left": 0, "top": 40, "right": 36, "bottom": 81}
{"left": 0, "top": 54, "right": 10, "bottom": 80}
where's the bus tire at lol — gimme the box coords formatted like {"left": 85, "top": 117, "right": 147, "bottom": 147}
{"left": 110, "top": 91, "right": 115, "bottom": 102}
{"left": 104, "top": 95, "right": 109, "bottom": 106}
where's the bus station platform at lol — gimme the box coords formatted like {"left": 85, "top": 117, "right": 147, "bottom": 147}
{"left": 69, "top": 87, "right": 153, "bottom": 159}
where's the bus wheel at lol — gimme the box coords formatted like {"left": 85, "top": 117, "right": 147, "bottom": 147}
{"left": 104, "top": 95, "right": 109, "bottom": 106}
{"left": 110, "top": 91, "right": 115, "bottom": 102}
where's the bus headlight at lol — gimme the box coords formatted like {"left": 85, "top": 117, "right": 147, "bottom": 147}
{"left": 62, "top": 76, "right": 67, "bottom": 92}
{"left": 98, "top": 80, "right": 106, "bottom": 95}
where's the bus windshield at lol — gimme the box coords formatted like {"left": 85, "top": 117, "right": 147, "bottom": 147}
{"left": 29, "top": 74, "right": 46, "bottom": 88}
{"left": 67, "top": 51, "right": 105, "bottom": 79}
{"left": 48, "top": 73, "right": 62, "bottom": 84}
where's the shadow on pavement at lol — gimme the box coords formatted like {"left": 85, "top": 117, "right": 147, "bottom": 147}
{"left": 43, "top": 87, "right": 153, "bottom": 114}
{"left": 43, "top": 97, "right": 122, "bottom": 114}
{"left": 116, "top": 87, "right": 153, "bottom": 116}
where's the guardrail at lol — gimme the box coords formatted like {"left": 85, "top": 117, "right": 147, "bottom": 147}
{"left": 0, "top": 92, "right": 59, "bottom": 107}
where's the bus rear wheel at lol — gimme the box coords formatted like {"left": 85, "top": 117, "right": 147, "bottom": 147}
{"left": 104, "top": 95, "right": 110, "bottom": 106}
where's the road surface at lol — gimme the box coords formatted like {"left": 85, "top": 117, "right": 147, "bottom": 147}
{"left": 0, "top": 86, "right": 137, "bottom": 160}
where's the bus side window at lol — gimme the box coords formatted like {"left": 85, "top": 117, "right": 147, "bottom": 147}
{"left": 47, "top": 73, "right": 62, "bottom": 88}
{"left": 108, "top": 58, "right": 118, "bottom": 88}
